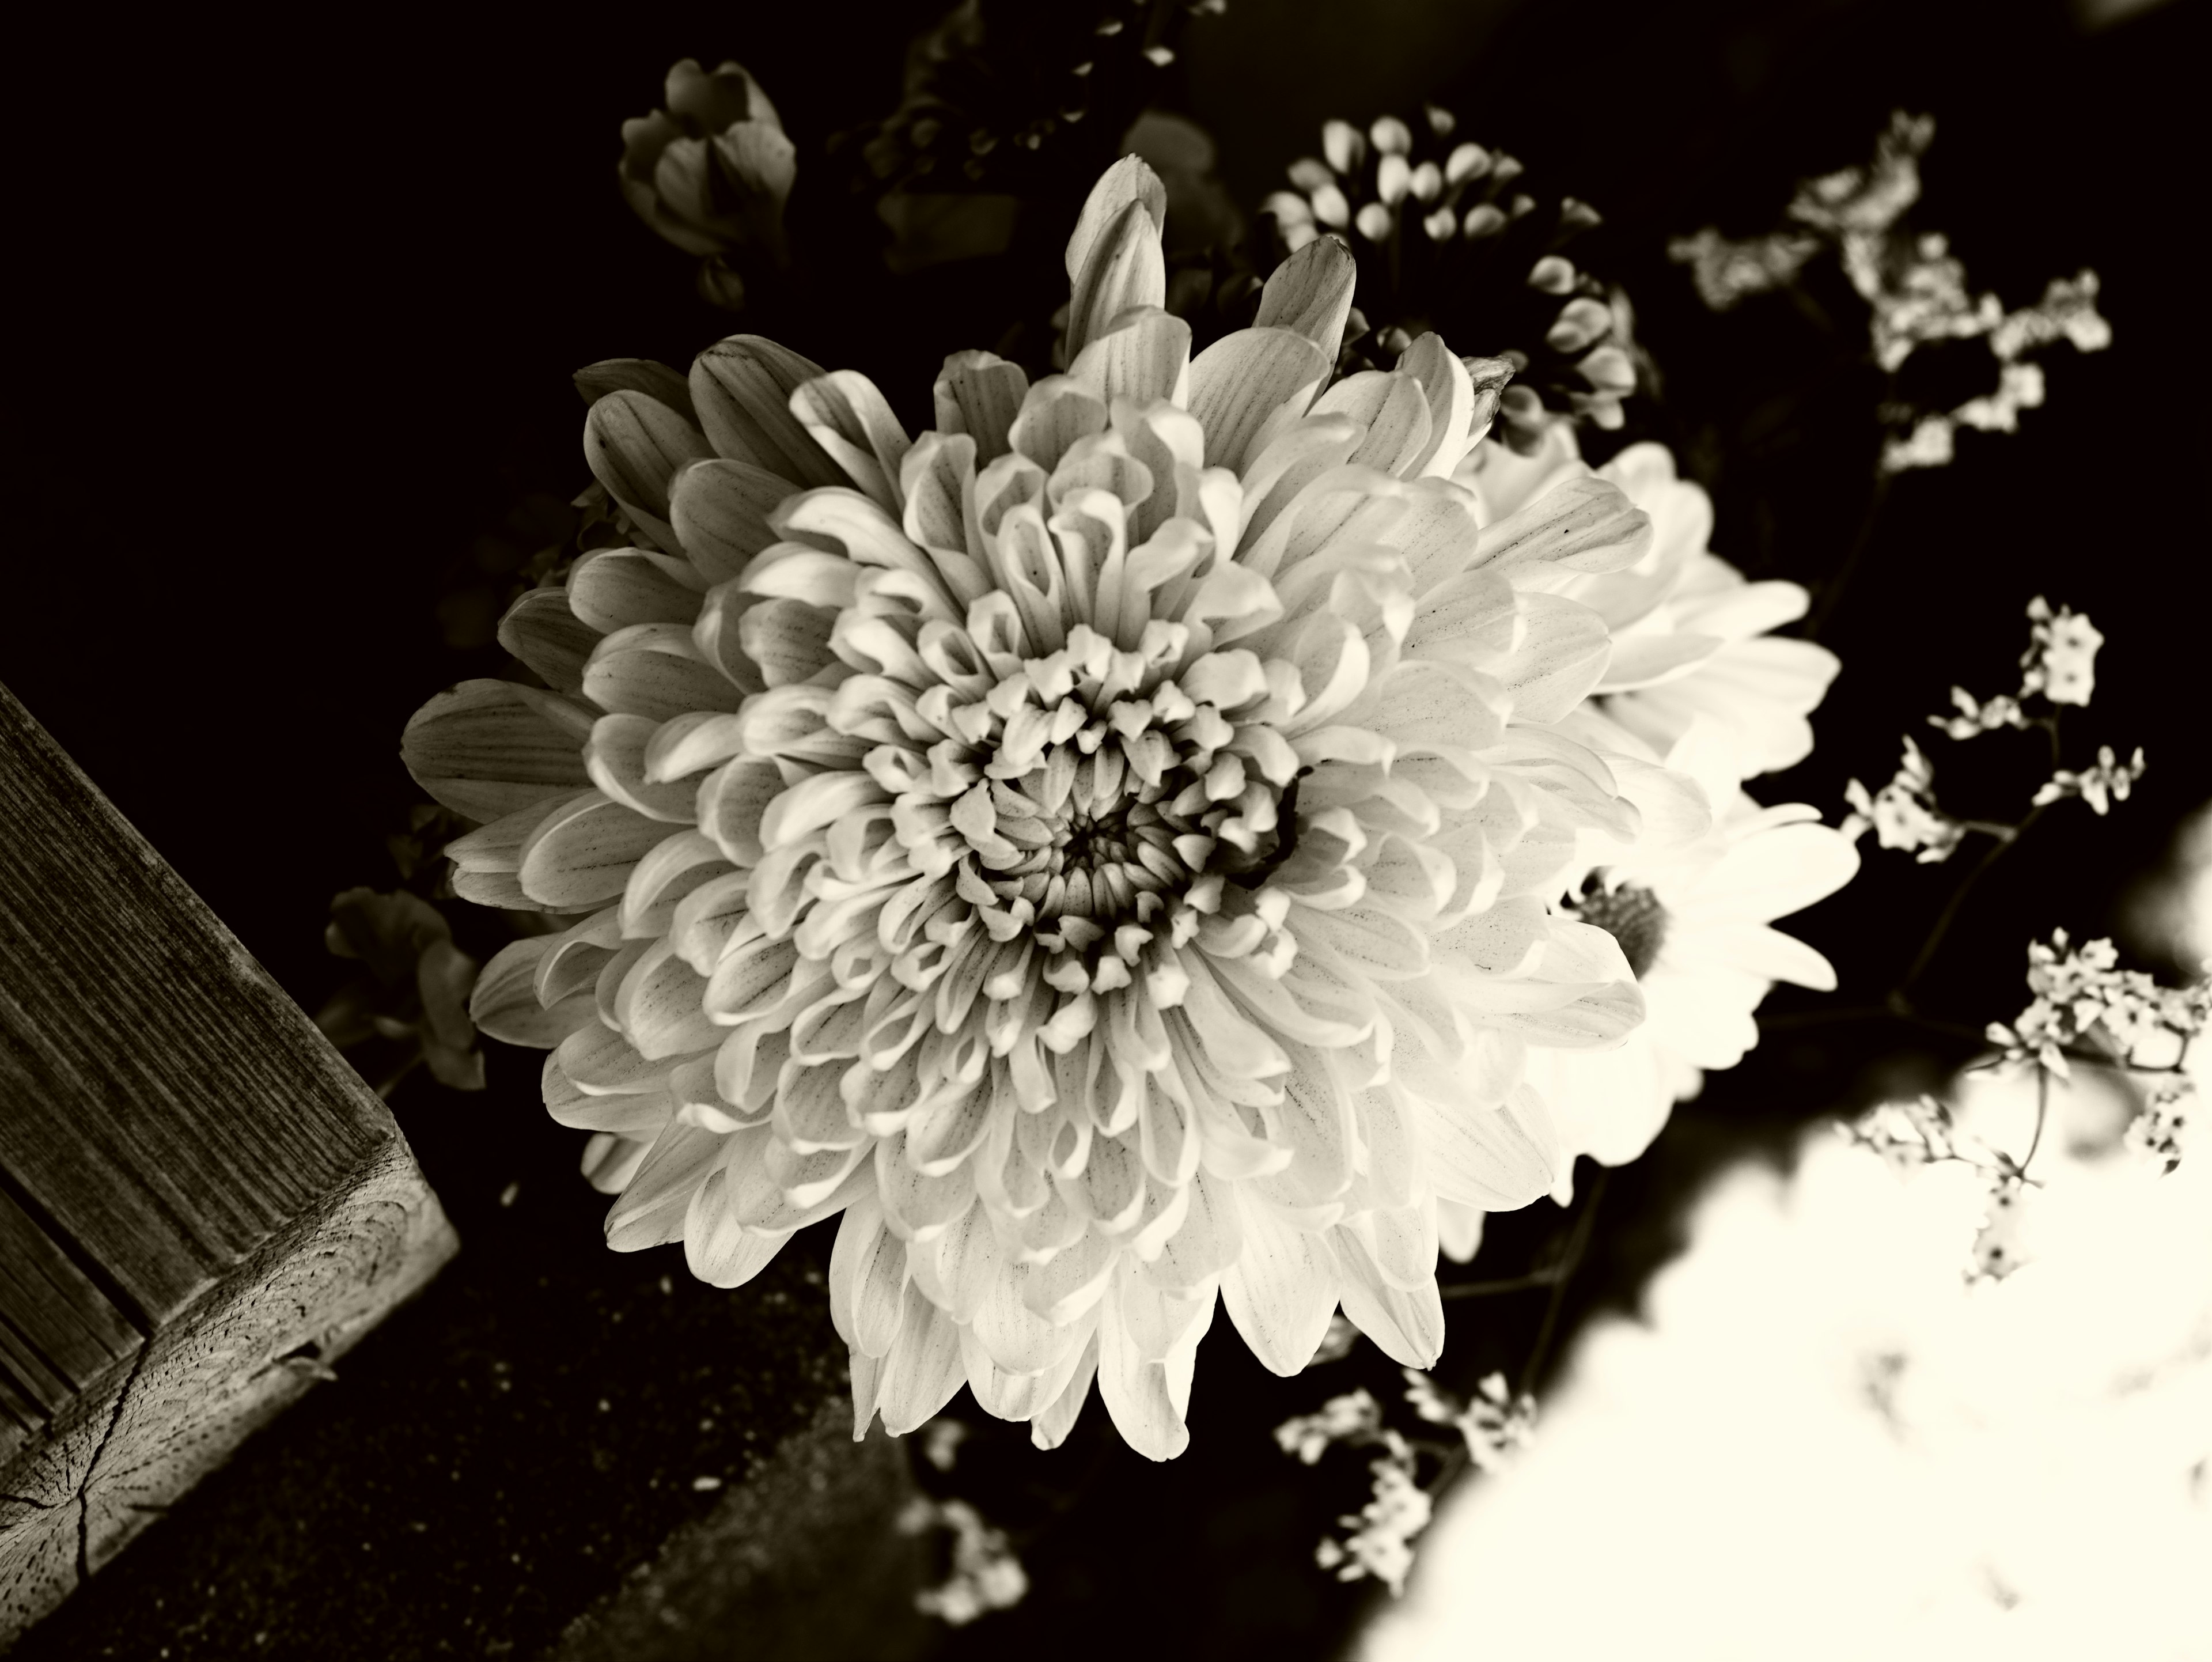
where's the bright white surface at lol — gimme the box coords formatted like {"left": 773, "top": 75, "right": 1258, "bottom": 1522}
{"left": 1361, "top": 1061, "right": 2212, "bottom": 1662}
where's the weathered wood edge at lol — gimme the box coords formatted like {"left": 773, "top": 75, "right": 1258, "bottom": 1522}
{"left": 0, "top": 1127, "right": 457, "bottom": 1646}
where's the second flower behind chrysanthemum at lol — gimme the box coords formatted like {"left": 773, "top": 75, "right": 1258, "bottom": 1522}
{"left": 405, "top": 157, "right": 1683, "bottom": 1459}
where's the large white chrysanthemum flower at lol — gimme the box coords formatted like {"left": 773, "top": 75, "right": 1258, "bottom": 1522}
{"left": 404, "top": 159, "right": 1667, "bottom": 1459}
{"left": 1457, "top": 424, "right": 1840, "bottom": 790}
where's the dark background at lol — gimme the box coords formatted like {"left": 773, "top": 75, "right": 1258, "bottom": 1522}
{"left": 6, "top": 0, "right": 2205, "bottom": 1656}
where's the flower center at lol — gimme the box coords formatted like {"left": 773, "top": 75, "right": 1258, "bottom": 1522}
{"left": 1571, "top": 880, "right": 1668, "bottom": 979}
{"left": 878, "top": 621, "right": 1302, "bottom": 981}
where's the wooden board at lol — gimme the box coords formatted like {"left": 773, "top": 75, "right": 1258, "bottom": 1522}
{"left": 0, "top": 682, "right": 459, "bottom": 1644}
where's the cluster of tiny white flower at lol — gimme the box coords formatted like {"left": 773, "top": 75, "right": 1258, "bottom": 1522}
{"left": 900, "top": 1494, "right": 1029, "bottom": 1626}
{"left": 1847, "top": 930, "right": 2209, "bottom": 1284}
{"left": 1404, "top": 1367, "right": 1536, "bottom": 1474}
{"left": 1841, "top": 735, "right": 1964, "bottom": 863}
{"left": 1666, "top": 111, "right": 2111, "bottom": 475}
{"left": 1985, "top": 930, "right": 2209, "bottom": 1080}
{"left": 2032, "top": 744, "right": 2146, "bottom": 817}
{"left": 1848, "top": 597, "right": 2138, "bottom": 861}
{"left": 1275, "top": 1366, "right": 1536, "bottom": 1595}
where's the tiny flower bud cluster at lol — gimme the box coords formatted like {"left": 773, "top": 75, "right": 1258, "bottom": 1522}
{"left": 1266, "top": 105, "right": 1639, "bottom": 444}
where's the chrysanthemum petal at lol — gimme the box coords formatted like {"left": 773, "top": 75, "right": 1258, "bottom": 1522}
{"left": 575, "top": 358, "right": 699, "bottom": 427}
{"left": 497, "top": 588, "right": 601, "bottom": 696}
{"left": 1065, "top": 198, "right": 1169, "bottom": 362}
{"left": 567, "top": 549, "right": 704, "bottom": 634}
{"left": 1312, "top": 371, "right": 1434, "bottom": 479}
{"left": 605, "top": 1121, "right": 726, "bottom": 1250}
{"left": 682, "top": 1169, "right": 791, "bottom": 1288}
{"left": 1403, "top": 1081, "right": 1560, "bottom": 1210}
{"left": 1096, "top": 1285, "right": 1192, "bottom": 1462}
{"left": 791, "top": 372, "right": 912, "bottom": 513}
{"left": 1251, "top": 233, "right": 1358, "bottom": 369}
{"left": 583, "top": 622, "right": 742, "bottom": 721}
{"left": 874, "top": 1281, "right": 968, "bottom": 1436}
{"left": 582, "top": 1131, "right": 651, "bottom": 1195}
{"left": 1028, "top": 1334, "right": 1100, "bottom": 1451}
{"left": 668, "top": 457, "right": 794, "bottom": 585}
{"left": 1219, "top": 1191, "right": 1339, "bottom": 1375}
{"left": 402, "top": 680, "right": 596, "bottom": 823}
{"left": 1186, "top": 327, "right": 1332, "bottom": 476}
{"left": 689, "top": 335, "right": 843, "bottom": 487}
{"left": 1330, "top": 1224, "right": 1444, "bottom": 1367}
{"left": 1467, "top": 475, "right": 1651, "bottom": 579}
{"left": 517, "top": 790, "right": 670, "bottom": 909}
{"left": 1063, "top": 154, "right": 1166, "bottom": 284}
{"left": 933, "top": 351, "right": 1029, "bottom": 464}
{"left": 1068, "top": 307, "right": 1191, "bottom": 411}
{"left": 585, "top": 389, "right": 713, "bottom": 548}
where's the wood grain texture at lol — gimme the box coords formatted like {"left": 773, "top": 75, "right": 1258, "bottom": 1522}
{"left": 0, "top": 683, "right": 391, "bottom": 1325}
{"left": 0, "top": 1191, "right": 141, "bottom": 1466}
{"left": 0, "top": 683, "right": 460, "bottom": 1644}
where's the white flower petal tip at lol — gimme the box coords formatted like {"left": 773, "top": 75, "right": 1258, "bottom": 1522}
{"left": 396, "top": 156, "right": 1855, "bottom": 1460}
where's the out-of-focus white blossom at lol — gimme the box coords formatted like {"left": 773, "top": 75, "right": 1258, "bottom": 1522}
{"left": 1406, "top": 1368, "right": 1537, "bottom": 1472}
{"left": 1669, "top": 111, "right": 2110, "bottom": 476}
{"left": 1317, "top": 1459, "right": 1434, "bottom": 1596}
{"left": 1926, "top": 684, "right": 2027, "bottom": 740}
{"left": 903, "top": 1495, "right": 1029, "bottom": 1625}
{"left": 1276, "top": 1388, "right": 1387, "bottom": 1466}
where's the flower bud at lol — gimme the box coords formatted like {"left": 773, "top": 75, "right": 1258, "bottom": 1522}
{"left": 1445, "top": 142, "right": 1491, "bottom": 185}
{"left": 1370, "top": 115, "right": 1413, "bottom": 155}
{"left": 1462, "top": 203, "right": 1506, "bottom": 239}
{"left": 1527, "top": 256, "right": 1577, "bottom": 294}
{"left": 1322, "top": 119, "right": 1366, "bottom": 174}
{"left": 1377, "top": 154, "right": 1412, "bottom": 206}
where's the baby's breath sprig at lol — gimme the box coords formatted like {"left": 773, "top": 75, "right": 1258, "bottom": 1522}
{"left": 1275, "top": 1369, "right": 1537, "bottom": 1597}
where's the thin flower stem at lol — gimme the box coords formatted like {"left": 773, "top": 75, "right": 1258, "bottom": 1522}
{"left": 1518, "top": 1169, "right": 1608, "bottom": 1398}
{"left": 1892, "top": 802, "right": 2049, "bottom": 1012}
{"left": 1438, "top": 1269, "right": 1565, "bottom": 1301}
{"left": 1805, "top": 387, "right": 1897, "bottom": 641}
{"left": 2020, "top": 1067, "right": 2050, "bottom": 1175}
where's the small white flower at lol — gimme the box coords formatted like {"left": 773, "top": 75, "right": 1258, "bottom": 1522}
{"left": 1842, "top": 736, "right": 1963, "bottom": 863}
{"left": 2022, "top": 595, "right": 2105, "bottom": 706}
